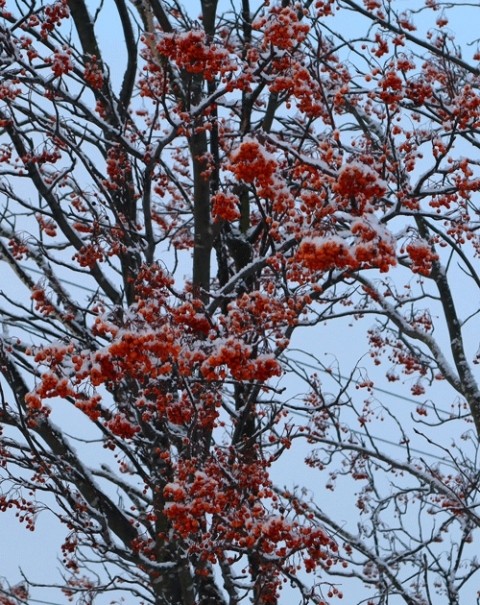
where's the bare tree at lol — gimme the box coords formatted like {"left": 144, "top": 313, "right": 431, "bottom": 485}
{"left": 1, "top": 1, "right": 480, "bottom": 604}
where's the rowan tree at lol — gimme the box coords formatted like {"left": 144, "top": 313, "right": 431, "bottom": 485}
{"left": 1, "top": 0, "right": 480, "bottom": 604}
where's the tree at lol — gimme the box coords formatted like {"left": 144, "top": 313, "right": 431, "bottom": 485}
{"left": 1, "top": 0, "right": 480, "bottom": 603}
